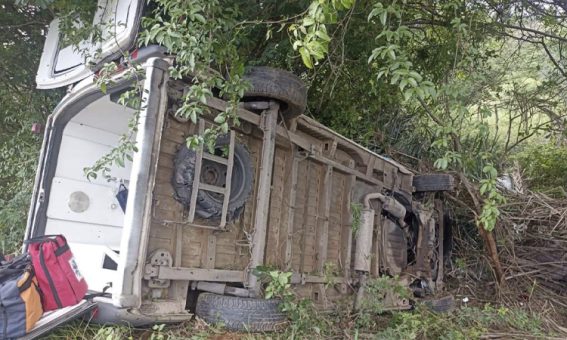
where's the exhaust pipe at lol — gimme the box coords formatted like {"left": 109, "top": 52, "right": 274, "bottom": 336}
{"left": 354, "top": 193, "right": 406, "bottom": 272}
{"left": 353, "top": 192, "right": 407, "bottom": 310}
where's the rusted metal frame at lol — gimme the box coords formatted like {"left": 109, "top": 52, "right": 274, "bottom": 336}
{"left": 296, "top": 115, "right": 412, "bottom": 175}
{"left": 435, "top": 199, "right": 445, "bottom": 289}
{"left": 299, "top": 160, "right": 312, "bottom": 274}
{"left": 185, "top": 113, "right": 234, "bottom": 228}
{"left": 247, "top": 102, "right": 279, "bottom": 296}
{"left": 366, "top": 156, "right": 376, "bottom": 177}
{"left": 414, "top": 202, "right": 433, "bottom": 276}
{"left": 157, "top": 267, "right": 245, "bottom": 282}
{"left": 290, "top": 273, "right": 348, "bottom": 285}
{"left": 390, "top": 166, "right": 401, "bottom": 192}
{"left": 316, "top": 165, "right": 333, "bottom": 304}
{"left": 341, "top": 160, "right": 356, "bottom": 287}
{"left": 316, "top": 165, "right": 333, "bottom": 272}
{"left": 174, "top": 225, "right": 183, "bottom": 267}
{"left": 187, "top": 119, "right": 205, "bottom": 223}
{"left": 161, "top": 220, "right": 225, "bottom": 231}
{"left": 267, "top": 151, "right": 285, "bottom": 266}
{"left": 207, "top": 97, "right": 411, "bottom": 191}
{"left": 208, "top": 98, "right": 403, "bottom": 190}
{"left": 288, "top": 117, "right": 298, "bottom": 132}
{"left": 206, "top": 97, "right": 261, "bottom": 126}
{"left": 199, "top": 183, "right": 225, "bottom": 194}
{"left": 202, "top": 152, "right": 228, "bottom": 165}
{"left": 219, "top": 131, "right": 235, "bottom": 228}
{"left": 284, "top": 147, "right": 300, "bottom": 270}
{"left": 372, "top": 206, "right": 383, "bottom": 277}
{"left": 324, "top": 139, "right": 338, "bottom": 157}
{"left": 204, "top": 234, "right": 217, "bottom": 269}
{"left": 192, "top": 281, "right": 251, "bottom": 298}
{"left": 173, "top": 223, "right": 188, "bottom": 304}
{"left": 307, "top": 152, "right": 383, "bottom": 187}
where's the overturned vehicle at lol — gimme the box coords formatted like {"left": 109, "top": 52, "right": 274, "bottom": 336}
{"left": 24, "top": 1, "right": 454, "bottom": 335}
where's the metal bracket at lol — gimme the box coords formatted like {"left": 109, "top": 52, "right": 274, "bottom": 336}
{"left": 144, "top": 249, "right": 173, "bottom": 289}
{"left": 186, "top": 118, "right": 236, "bottom": 229}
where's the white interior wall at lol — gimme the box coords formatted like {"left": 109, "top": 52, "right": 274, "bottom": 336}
{"left": 45, "top": 95, "right": 135, "bottom": 292}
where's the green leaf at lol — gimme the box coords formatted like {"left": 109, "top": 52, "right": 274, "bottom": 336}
{"left": 194, "top": 13, "right": 206, "bottom": 24}
{"left": 315, "top": 30, "right": 331, "bottom": 42}
{"left": 220, "top": 122, "right": 229, "bottom": 133}
{"left": 380, "top": 11, "right": 387, "bottom": 25}
{"left": 388, "top": 49, "right": 396, "bottom": 60}
{"left": 303, "top": 17, "right": 315, "bottom": 27}
{"left": 299, "top": 47, "right": 313, "bottom": 68}
{"left": 408, "top": 71, "right": 423, "bottom": 81}
{"left": 214, "top": 115, "right": 226, "bottom": 124}
{"left": 399, "top": 78, "right": 408, "bottom": 91}
{"left": 341, "top": 0, "right": 354, "bottom": 9}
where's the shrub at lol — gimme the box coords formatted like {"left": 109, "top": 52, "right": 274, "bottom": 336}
{"left": 514, "top": 142, "right": 567, "bottom": 195}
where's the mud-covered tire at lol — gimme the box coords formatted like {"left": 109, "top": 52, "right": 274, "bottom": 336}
{"left": 424, "top": 295, "right": 455, "bottom": 313}
{"left": 172, "top": 135, "right": 253, "bottom": 220}
{"left": 242, "top": 66, "right": 308, "bottom": 118}
{"left": 195, "top": 293, "right": 288, "bottom": 332}
{"left": 413, "top": 174, "right": 455, "bottom": 192}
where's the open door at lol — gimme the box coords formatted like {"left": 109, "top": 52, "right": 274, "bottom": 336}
{"left": 24, "top": 57, "right": 170, "bottom": 335}
{"left": 21, "top": 300, "right": 96, "bottom": 340}
{"left": 36, "top": 0, "right": 144, "bottom": 89}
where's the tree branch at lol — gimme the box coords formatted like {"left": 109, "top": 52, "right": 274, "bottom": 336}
{"left": 540, "top": 39, "right": 567, "bottom": 79}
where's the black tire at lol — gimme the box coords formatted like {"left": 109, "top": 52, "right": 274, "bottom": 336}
{"left": 413, "top": 174, "right": 455, "bottom": 192}
{"left": 172, "top": 135, "right": 253, "bottom": 220}
{"left": 195, "top": 293, "right": 288, "bottom": 332}
{"left": 242, "top": 66, "right": 308, "bottom": 118}
{"left": 424, "top": 295, "right": 455, "bottom": 313}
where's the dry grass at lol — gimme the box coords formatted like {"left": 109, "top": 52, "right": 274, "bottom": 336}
{"left": 447, "top": 185, "right": 567, "bottom": 338}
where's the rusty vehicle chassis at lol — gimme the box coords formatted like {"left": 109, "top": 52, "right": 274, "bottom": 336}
{"left": 143, "top": 91, "right": 444, "bottom": 306}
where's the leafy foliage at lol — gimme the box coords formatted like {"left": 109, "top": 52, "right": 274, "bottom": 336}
{"left": 376, "top": 303, "right": 546, "bottom": 340}
{"left": 356, "top": 276, "right": 412, "bottom": 329}
{"left": 514, "top": 142, "right": 567, "bottom": 195}
{"left": 0, "top": 2, "right": 60, "bottom": 254}
{"left": 139, "top": 0, "right": 250, "bottom": 153}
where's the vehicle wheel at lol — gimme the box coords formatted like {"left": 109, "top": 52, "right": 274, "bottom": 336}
{"left": 413, "top": 174, "right": 455, "bottom": 192}
{"left": 424, "top": 295, "right": 455, "bottom": 313}
{"left": 172, "top": 135, "right": 253, "bottom": 220}
{"left": 242, "top": 66, "right": 308, "bottom": 118}
{"left": 195, "top": 293, "right": 288, "bottom": 332}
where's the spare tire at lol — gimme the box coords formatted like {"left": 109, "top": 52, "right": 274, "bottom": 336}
{"left": 172, "top": 135, "right": 253, "bottom": 221}
{"left": 242, "top": 66, "right": 308, "bottom": 118}
{"left": 195, "top": 293, "right": 288, "bottom": 332}
{"left": 413, "top": 174, "right": 455, "bottom": 192}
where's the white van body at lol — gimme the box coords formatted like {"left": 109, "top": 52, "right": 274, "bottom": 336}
{"left": 25, "top": 59, "right": 182, "bottom": 335}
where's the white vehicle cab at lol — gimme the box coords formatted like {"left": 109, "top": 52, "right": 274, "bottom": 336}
{"left": 25, "top": 0, "right": 454, "bottom": 335}
{"left": 24, "top": 1, "right": 173, "bottom": 336}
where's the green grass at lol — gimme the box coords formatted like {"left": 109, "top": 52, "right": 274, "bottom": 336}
{"left": 44, "top": 301, "right": 555, "bottom": 340}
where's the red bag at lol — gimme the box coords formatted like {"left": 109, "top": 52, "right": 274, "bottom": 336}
{"left": 26, "top": 235, "right": 88, "bottom": 311}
